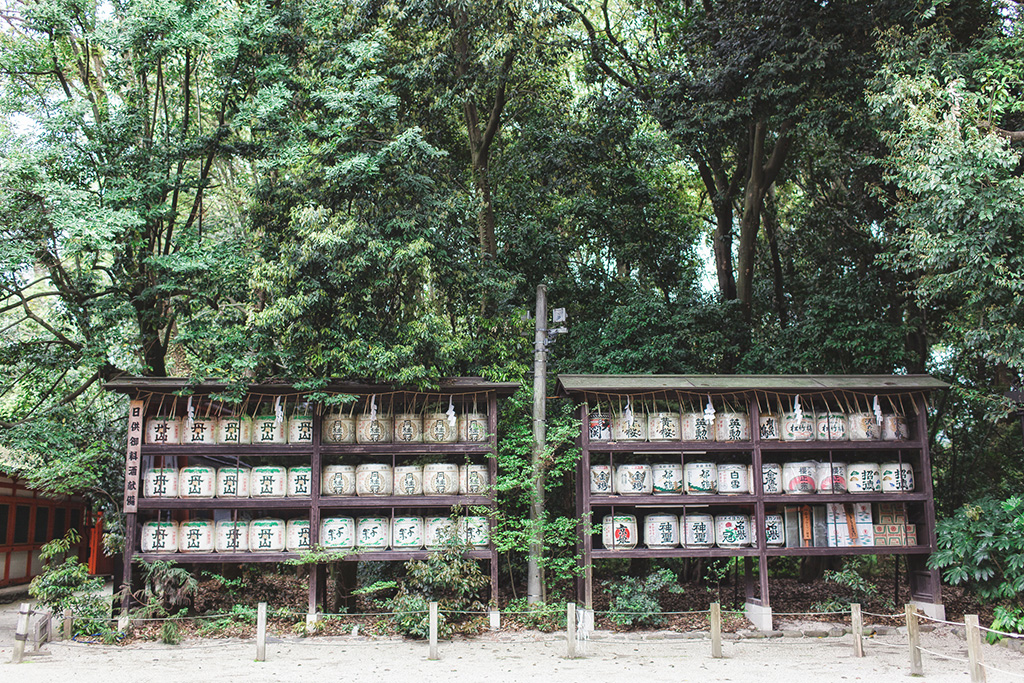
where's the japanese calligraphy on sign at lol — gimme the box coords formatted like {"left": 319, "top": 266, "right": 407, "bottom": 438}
{"left": 123, "top": 399, "right": 144, "bottom": 512}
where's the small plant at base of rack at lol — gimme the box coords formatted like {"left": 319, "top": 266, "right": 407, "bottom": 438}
{"left": 602, "top": 568, "right": 684, "bottom": 627}
{"left": 29, "top": 529, "right": 115, "bottom": 640}
{"left": 284, "top": 546, "right": 356, "bottom": 565}
{"left": 503, "top": 598, "right": 567, "bottom": 631}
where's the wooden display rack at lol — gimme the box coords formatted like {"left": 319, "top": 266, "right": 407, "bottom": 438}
{"left": 105, "top": 377, "right": 518, "bottom": 617}
{"left": 557, "top": 374, "right": 948, "bottom": 629}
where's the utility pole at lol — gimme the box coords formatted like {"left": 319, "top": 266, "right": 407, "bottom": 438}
{"left": 528, "top": 284, "right": 547, "bottom": 604}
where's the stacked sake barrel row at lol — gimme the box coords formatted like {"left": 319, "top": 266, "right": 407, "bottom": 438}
{"left": 146, "top": 414, "right": 315, "bottom": 445}
{"left": 140, "top": 516, "right": 489, "bottom": 554}
{"left": 601, "top": 513, "right": 785, "bottom": 550}
{"left": 776, "top": 461, "right": 915, "bottom": 494}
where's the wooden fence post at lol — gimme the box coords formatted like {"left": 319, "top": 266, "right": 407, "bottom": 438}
{"left": 906, "top": 604, "right": 922, "bottom": 675}
{"left": 567, "top": 602, "right": 577, "bottom": 659}
{"left": 428, "top": 602, "right": 439, "bottom": 661}
{"left": 710, "top": 602, "right": 723, "bottom": 659}
{"left": 63, "top": 608, "right": 73, "bottom": 641}
{"left": 851, "top": 603, "right": 864, "bottom": 658}
{"left": 255, "top": 602, "right": 267, "bottom": 662}
{"left": 965, "top": 614, "right": 987, "bottom": 683}
{"left": 11, "top": 603, "right": 30, "bottom": 664}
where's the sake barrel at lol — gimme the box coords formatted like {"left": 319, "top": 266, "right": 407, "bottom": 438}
{"left": 215, "top": 520, "right": 249, "bottom": 552}
{"left": 146, "top": 416, "right": 181, "bottom": 445}
{"left": 715, "top": 514, "right": 751, "bottom": 548}
{"left": 248, "top": 518, "right": 286, "bottom": 552}
{"left": 423, "top": 463, "right": 459, "bottom": 495}
{"left": 848, "top": 413, "right": 881, "bottom": 441}
{"left": 393, "top": 414, "right": 423, "bottom": 443}
{"left": 321, "top": 414, "right": 356, "bottom": 444}
{"left": 355, "top": 463, "right": 393, "bottom": 497}
{"left": 684, "top": 462, "right": 718, "bottom": 494}
{"left": 287, "top": 466, "right": 313, "bottom": 497}
{"left": 613, "top": 413, "right": 647, "bottom": 441}
{"left": 643, "top": 514, "right": 680, "bottom": 549}
{"left": 816, "top": 461, "right": 848, "bottom": 493}
{"left": 760, "top": 463, "right": 783, "bottom": 494}
{"left": 882, "top": 414, "right": 908, "bottom": 441}
{"left": 422, "top": 413, "right": 458, "bottom": 444}
{"left": 614, "top": 464, "right": 653, "bottom": 495}
{"left": 178, "top": 466, "right": 215, "bottom": 499}
{"left": 680, "top": 413, "right": 714, "bottom": 441}
{"left": 758, "top": 414, "right": 780, "bottom": 440}
{"left": 215, "top": 415, "right": 252, "bottom": 445}
{"left": 322, "top": 465, "right": 356, "bottom": 496}
{"left": 287, "top": 414, "right": 314, "bottom": 444}
{"left": 715, "top": 413, "right": 750, "bottom": 442}
{"left": 652, "top": 462, "right": 684, "bottom": 495}
{"left": 141, "top": 521, "right": 179, "bottom": 553}
{"left": 356, "top": 517, "right": 389, "bottom": 551}
{"left": 588, "top": 411, "right": 612, "bottom": 441}
{"left": 356, "top": 414, "right": 393, "bottom": 444}
{"left": 182, "top": 417, "right": 217, "bottom": 445}
{"left": 764, "top": 514, "right": 785, "bottom": 547}
{"left": 286, "top": 519, "right": 311, "bottom": 552}
{"left": 393, "top": 465, "right": 424, "bottom": 496}
{"left": 880, "top": 462, "right": 915, "bottom": 492}
{"left": 681, "top": 513, "right": 715, "bottom": 547}
{"left": 320, "top": 517, "right": 355, "bottom": 550}
{"left": 782, "top": 461, "right": 817, "bottom": 494}
{"left": 816, "top": 413, "right": 848, "bottom": 441}
{"left": 458, "top": 413, "right": 488, "bottom": 442}
{"left": 391, "top": 517, "right": 424, "bottom": 549}
{"left": 589, "top": 465, "right": 613, "bottom": 494}
{"left": 459, "top": 463, "right": 489, "bottom": 495}
{"left": 216, "top": 467, "right": 250, "bottom": 498}
{"left": 781, "top": 413, "right": 815, "bottom": 442}
{"left": 648, "top": 412, "right": 681, "bottom": 441}
{"left": 253, "top": 414, "right": 287, "bottom": 444}
{"left": 459, "top": 516, "right": 490, "bottom": 547}
{"left": 250, "top": 465, "right": 287, "bottom": 497}
{"left": 717, "top": 463, "right": 750, "bottom": 495}
{"left": 847, "top": 462, "right": 881, "bottom": 493}
{"left": 425, "top": 516, "right": 456, "bottom": 549}
{"left": 601, "top": 514, "right": 637, "bottom": 550}
{"left": 178, "top": 520, "right": 215, "bottom": 553}
{"left": 144, "top": 468, "right": 179, "bottom": 498}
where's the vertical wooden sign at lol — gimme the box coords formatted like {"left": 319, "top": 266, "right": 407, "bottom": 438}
{"left": 123, "top": 400, "right": 144, "bottom": 512}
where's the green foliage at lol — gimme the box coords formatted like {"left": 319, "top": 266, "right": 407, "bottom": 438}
{"left": 161, "top": 618, "right": 183, "bottom": 645}
{"left": 503, "top": 598, "right": 567, "bottom": 631}
{"left": 812, "top": 559, "right": 892, "bottom": 613}
{"left": 137, "top": 560, "right": 198, "bottom": 617}
{"left": 602, "top": 568, "right": 683, "bottom": 627}
{"left": 990, "top": 606, "right": 1024, "bottom": 642}
{"left": 29, "top": 530, "right": 112, "bottom": 637}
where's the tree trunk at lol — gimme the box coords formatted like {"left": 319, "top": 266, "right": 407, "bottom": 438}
{"left": 763, "top": 185, "right": 788, "bottom": 328}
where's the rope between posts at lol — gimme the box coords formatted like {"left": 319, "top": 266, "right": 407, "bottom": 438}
{"left": 438, "top": 610, "right": 489, "bottom": 616}
{"left": 862, "top": 611, "right": 906, "bottom": 619}
{"left": 770, "top": 611, "right": 850, "bottom": 616}
{"left": 917, "top": 646, "right": 969, "bottom": 663}
{"left": 865, "top": 639, "right": 904, "bottom": 649}
{"left": 916, "top": 614, "right": 965, "bottom": 627}
{"left": 596, "top": 610, "right": 710, "bottom": 616}
{"left": 977, "top": 625, "right": 1024, "bottom": 639}
{"left": 980, "top": 663, "right": 1024, "bottom": 679}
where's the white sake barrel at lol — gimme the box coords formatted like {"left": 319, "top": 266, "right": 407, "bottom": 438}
{"left": 717, "top": 463, "right": 750, "bottom": 495}
{"left": 320, "top": 517, "right": 355, "bottom": 549}
{"left": 601, "top": 514, "right": 637, "bottom": 550}
{"left": 816, "top": 461, "right": 848, "bottom": 493}
{"left": 459, "top": 464, "right": 489, "bottom": 495}
{"left": 144, "top": 468, "right": 179, "bottom": 498}
{"left": 425, "top": 516, "right": 456, "bottom": 549}
{"left": 760, "top": 463, "right": 783, "bottom": 494}
{"left": 287, "top": 415, "right": 314, "bottom": 444}
{"left": 880, "top": 462, "right": 915, "bottom": 492}
{"left": 321, "top": 414, "right": 356, "bottom": 444}
{"left": 781, "top": 413, "right": 815, "bottom": 441}
{"left": 182, "top": 417, "right": 217, "bottom": 445}
{"left": 215, "top": 520, "right": 249, "bottom": 552}
{"left": 783, "top": 461, "right": 817, "bottom": 494}
{"left": 322, "top": 465, "right": 356, "bottom": 496}
{"left": 680, "top": 413, "right": 714, "bottom": 441}
{"left": 286, "top": 519, "right": 311, "bottom": 551}
{"left": 248, "top": 518, "right": 286, "bottom": 552}
{"left": 758, "top": 414, "right": 780, "bottom": 440}
{"left": 652, "top": 463, "right": 683, "bottom": 495}
{"left": 141, "top": 521, "right": 178, "bottom": 553}
{"left": 681, "top": 513, "right": 715, "bottom": 547}
{"left": 356, "top": 414, "right": 393, "bottom": 444}
{"left": 393, "top": 465, "right": 424, "bottom": 496}
{"left": 613, "top": 413, "right": 647, "bottom": 441}
{"left": 643, "top": 514, "right": 680, "bottom": 549}
{"left": 648, "top": 412, "right": 681, "bottom": 441}
{"left": 459, "top": 517, "right": 489, "bottom": 547}
{"left": 458, "top": 413, "right": 488, "bottom": 442}
{"left": 178, "top": 466, "right": 216, "bottom": 499}
{"left": 590, "top": 465, "right": 613, "bottom": 494}
{"left": 393, "top": 414, "right": 423, "bottom": 443}
{"left": 391, "top": 517, "right": 424, "bottom": 549}
{"left": 253, "top": 414, "right": 287, "bottom": 444}
{"left": 215, "top": 415, "right": 252, "bottom": 444}
{"left": 216, "top": 467, "right": 250, "bottom": 498}
{"left": 614, "top": 464, "right": 653, "bottom": 495}
{"left": 848, "top": 413, "right": 881, "bottom": 441}
{"left": 588, "top": 412, "right": 612, "bottom": 441}
{"left": 882, "top": 414, "right": 908, "bottom": 441}
{"left": 178, "top": 520, "right": 215, "bottom": 553}
{"left": 287, "top": 466, "right": 313, "bottom": 497}
{"left": 145, "top": 416, "right": 181, "bottom": 445}
{"left": 423, "top": 463, "right": 459, "bottom": 495}
{"left": 422, "top": 413, "right": 458, "bottom": 444}
{"left": 251, "top": 465, "right": 287, "bottom": 497}
{"left": 816, "top": 413, "right": 848, "bottom": 441}
{"left": 715, "top": 413, "right": 750, "bottom": 441}
{"left": 684, "top": 462, "right": 718, "bottom": 494}
{"left": 715, "top": 514, "right": 751, "bottom": 547}
{"left": 764, "top": 514, "right": 785, "bottom": 547}
{"left": 356, "top": 463, "right": 393, "bottom": 497}
{"left": 847, "top": 462, "right": 881, "bottom": 493}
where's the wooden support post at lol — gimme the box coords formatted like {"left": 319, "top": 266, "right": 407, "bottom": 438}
{"left": 428, "top": 601, "right": 439, "bottom": 660}
{"left": 256, "top": 602, "right": 267, "bottom": 662}
{"left": 566, "top": 602, "right": 576, "bottom": 659}
{"left": 906, "top": 604, "right": 922, "bottom": 675}
{"left": 710, "top": 602, "right": 723, "bottom": 659}
{"left": 851, "top": 603, "right": 864, "bottom": 657}
{"left": 63, "top": 608, "right": 72, "bottom": 641}
{"left": 11, "top": 603, "right": 30, "bottom": 664}
{"left": 964, "top": 614, "right": 987, "bottom": 683}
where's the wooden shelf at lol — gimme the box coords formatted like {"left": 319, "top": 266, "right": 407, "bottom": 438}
{"left": 593, "top": 547, "right": 761, "bottom": 558}
{"left": 585, "top": 441, "right": 753, "bottom": 452}
{"left": 588, "top": 494, "right": 757, "bottom": 506}
{"left": 141, "top": 442, "right": 495, "bottom": 458}
{"left": 319, "top": 495, "right": 493, "bottom": 509}
{"left": 133, "top": 549, "right": 493, "bottom": 564}
{"left": 138, "top": 497, "right": 312, "bottom": 510}
{"left": 758, "top": 440, "right": 923, "bottom": 452}
{"left": 764, "top": 545, "right": 933, "bottom": 557}
{"left": 320, "top": 443, "right": 494, "bottom": 456}
{"left": 142, "top": 444, "right": 312, "bottom": 457}
{"left": 761, "top": 492, "right": 929, "bottom": 504}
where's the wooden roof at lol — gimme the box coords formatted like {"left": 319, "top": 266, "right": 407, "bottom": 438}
{"left": 556, "top": 374, "right": 948, "bottom": 396}
{"left": 104, "top": 376, "right": 521, "bottom": 398}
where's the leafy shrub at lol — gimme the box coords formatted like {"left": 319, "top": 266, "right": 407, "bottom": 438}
{"left": 602, "top": 568, "right": 682, "bottom": 627}
{"left": 812, "top": 564, "right": 890, "bottom": 613}
{"left": 503, "top": 597, "right": 566, "bottom": 631}
{"left": 29, "top": 530, "right": 112, "bottom": 637}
